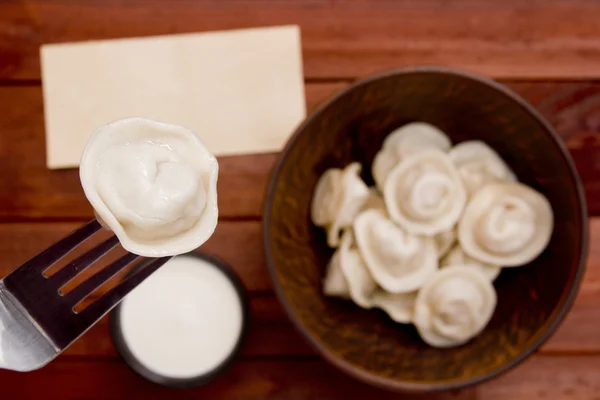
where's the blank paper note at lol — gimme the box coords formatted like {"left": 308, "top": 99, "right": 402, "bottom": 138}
{"left": 40, "top": 25, "right": 306, "bottom": 169}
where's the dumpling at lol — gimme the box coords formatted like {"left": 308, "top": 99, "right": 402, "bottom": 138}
{"left": 353, "top": 209, "right": 438, "bottom": 293}
{"left": 311, "top": 168, "right": 343, "bottom": 227}
{"left": 322, "top": 248, "right": 350, "bottom": 299}
{"left": 434, "top": 228, "right": 456, "bottom": 259}
{"left": 413, "top": 266, "right": 497, "bottom": 348}
{"left": 337, "top": 231, "right": 416, "bottom": 323}
{"left": 383, "top": 149, "right": 467, "bottom": 235}
{"left": 311, "top": 163, "right": 370, "bottom": 247}
{"left": 441, "top": 245, "right": 501, "bottom": 281}
{"left": 458, "top": 182, "right": 553, "bottom": 266}
{"left": 79, "top": 118, "right": 218, "bottom": 257}
{"left": 449, "top": 141, "right": 516, "bottom": 196}
{"left": 372, "top": 122, "right": 451, "bottom": 189}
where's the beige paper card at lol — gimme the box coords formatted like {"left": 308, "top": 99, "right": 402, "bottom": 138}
{"left": 41, "top": 25, "right": 305, "bottom": 169}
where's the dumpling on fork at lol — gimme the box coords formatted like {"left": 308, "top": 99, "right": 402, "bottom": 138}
{"left": 79, "top": 117, "right": 219, "bottom": 257}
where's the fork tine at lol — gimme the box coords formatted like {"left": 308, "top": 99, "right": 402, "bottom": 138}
{"left": 79, "top": 257, "right": 172, "bottom": 322}
{"left": 15, "top": 220, "right": 101, "bottom": 275}
{"left": 51, "top": 235, "right": 120, "bottom": 287}
{"left": 64, "top": 252, "right": 139, "bottom": 306}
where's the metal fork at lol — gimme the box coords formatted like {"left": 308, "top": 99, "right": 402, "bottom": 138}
{"left": 0, "top": 220, "right": 171, "bottom": 372}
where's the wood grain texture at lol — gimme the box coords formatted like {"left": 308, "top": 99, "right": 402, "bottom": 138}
{"left": 1, "top": 219, "right": 599, "bottom": 358}
{"left": 535, "top": 83, "right": 600, "bottom": 214}
{"left": 0, "top": 221, "right": 272, "bottom": 292}
{"left": 0, "top": 359, "right": 473, "bottom": 400}
{"left": 2, "top": 81, "right": 600, "bottom": 220}
{"left": 2, "top": 0, "right": 600, "bottom": 80}
{"left": 1, "top": 0, "right": 599, "bottom": 396}
{"left": 64, "top": 296, "right": 314, "bottom": 358}
{"left": 1, "top": 355, "right": 599, "bottom": 399}
{"left": 0, "top": 83, "right": 342, "bottom": 220}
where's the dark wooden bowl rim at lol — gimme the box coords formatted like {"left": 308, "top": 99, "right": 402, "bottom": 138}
{"left": 263, "top": 66, "right": 589, "bottom": 393}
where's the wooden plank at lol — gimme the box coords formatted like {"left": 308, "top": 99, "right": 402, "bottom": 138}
{"left": 2, "top": 81, "right": 600, "bottom": 219}
{"left": 2, "top": 1, "right": 600, "bottom": 80}
{"left": 540, "top": 267, "right": 600, "bottom": 353}
{"left": 0, "top": 221, "right": 272, "bottom": 292}
{"left": 533, "top": 83, "right": 600, "bottom": 216}
{"left": 63, "top": 282, "right": 600, "bottom": 359}
{"left": 0, "top": 83, "right": 344, "bottom": 220}
{"left": 0, "top": 360, "right": 472, "bottom": 400}
{"left": 1, "top": 219, "right": 599, "bottom": 357}
{"left": 478, "top": 355, "right": 600, "bottom": 399}
{"left": 1, "top": 355, "right": 600, "bottom": 399}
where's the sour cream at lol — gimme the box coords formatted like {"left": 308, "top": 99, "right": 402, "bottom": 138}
{"left": 113, "top": 254, "right": 247, "bottom": 383}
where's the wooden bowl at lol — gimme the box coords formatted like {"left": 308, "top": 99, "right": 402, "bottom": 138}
{"left": 263, "top": 67, "right": 588, "bottom": 393}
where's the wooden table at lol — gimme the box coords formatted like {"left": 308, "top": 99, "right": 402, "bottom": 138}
{"left": 1, "top": 1, "right": 600, "bottom": 398}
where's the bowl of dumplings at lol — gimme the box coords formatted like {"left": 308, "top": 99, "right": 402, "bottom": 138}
{"left": 263, "top": 67, "right": 588, "bottom": 392}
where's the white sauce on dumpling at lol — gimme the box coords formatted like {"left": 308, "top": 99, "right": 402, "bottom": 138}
{"left": 372, "top": 122, "right": 451, "bottom": 189}
{"left": 383, "top": 150, "right": 467, "bottom": 235}
{"left": 441, "top": 245, "right": 501, "bottom": 281}
{"left": 80, "top": 118, "right": 218, "bottom": 257}
{"left": 458, "top": 182, "right": 553, "bottom": 267}
{"left": 353, "top": 209, "right": 438, "bottom": 293}
{"left": 413, "top": 266, "right": 497, "bottom": 348}
{"left": 449, "top": 141, "right": 516, "bottom": 196}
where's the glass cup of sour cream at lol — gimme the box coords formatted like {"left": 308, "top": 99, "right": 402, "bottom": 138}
{"left": 110, "top": 253, "right": 249, "bottom": 388}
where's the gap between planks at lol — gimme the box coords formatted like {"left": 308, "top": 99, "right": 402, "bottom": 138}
{"left": 3, "top": 81, "right": 600, "bottom": 219}
{"left": 1, "top": 354, "right": 600, "bottom": 400}
{"left": 3, "top": 0, "right": 600, "bottom": 81}
{"left": 0, "top": 219, "right": 599, "bottom": 356}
